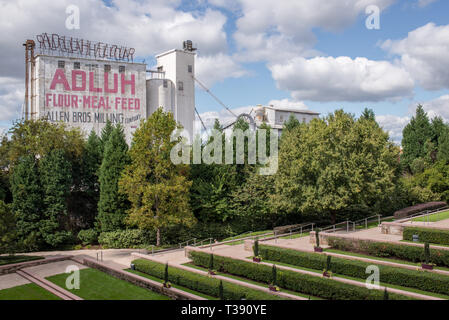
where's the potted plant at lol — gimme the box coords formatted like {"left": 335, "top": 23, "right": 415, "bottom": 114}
{"left": 253, "top": 238, "right": 262, "bottom": 263}
{"left": 322, "top": 255, "right": 332, "bottom": 278}
{"left": 314, "top": 230, "right": 323, "bottom": 252}
{"left": 268, "top": 265, "right": 280, "bottom": 292}
{"left": 208, "top": 254, "right": 216, "bottom": 275}
{"left": 383, "top": 288, "right": 389, "bottom": 300}
{"left": 163, "top": 263, "right": 171, "bottom": 288}
{"left": 421, "top": 242, "right": 435, "bottom": 270}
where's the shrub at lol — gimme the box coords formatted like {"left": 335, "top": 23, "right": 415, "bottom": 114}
{"left": 254, "top": 239, "right": 259, "bottom": 257}
{"left": 404, "top": 227, "right": 449, "bottom": 246}
{"left": 258, "top": 244, "right": 449, "bottom": 296}
{"left": 315, "top": 230, "right": 320, "bottom": 248}
{"left": 77, "top": 229, "right": 98, "bottom": 245}
{"left": 132, "top": 258, "right": 284, "bottom": 300}
{"left": 327, "top": 236, "right": 449, "bottom": 268}
{"left": 188, "top": 251, "right": 411, "bottom": 300}
{"left": 394, "top": 202, "right": 447, "bottom": 219}
{"left": 98, "top": 229, "right": 155, "bottom": 248}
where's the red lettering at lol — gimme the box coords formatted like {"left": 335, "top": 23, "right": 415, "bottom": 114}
{"left": 83, "top": 96, "right": 91, "bottom": 108}
{"left": 72, "top": 70, "right": 86, "bottom": 91}
{"left": 121, "top": 74, "right": 135, "bottom": 95}
{"left": 46, "top": 93, "right": 52, "bottom": 107}
{"left": 89, "top": 72, "right": 102, "bottom": 92}
{"left": 50, "top": 69, "right": 70, "bottom": 91}
{"left": 104, "top": 73, "right": 118, "bottom": 93}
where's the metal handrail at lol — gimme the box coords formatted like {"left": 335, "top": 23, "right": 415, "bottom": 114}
{"left": 228, "top": 231, "right": 254, "bottom": 241}
{"left": 397, "top": 206, "right": 449, "bottom": 223}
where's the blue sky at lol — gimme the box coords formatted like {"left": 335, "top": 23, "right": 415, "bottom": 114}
{"left": 0, "top": 0, "right": 448, "bottom": 143}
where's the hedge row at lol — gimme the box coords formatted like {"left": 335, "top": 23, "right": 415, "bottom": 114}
{"left": 188, "top": 251, "right": 411, "bottom": 300}
{"left": 403, "top": 227, "right": 449, "bottom": 246}
{"left": 131, "top": 258, "right": 284, "bottom": 300}
{"left": 258, "top": 244, "right": 449, "bottom": 296}
{"left": 327, "top": 236, "right": 449, "bottom": 268}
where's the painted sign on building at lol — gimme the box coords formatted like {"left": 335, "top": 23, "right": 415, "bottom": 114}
{"left": 32, "top": 55, "right": 147, "bottom": 141}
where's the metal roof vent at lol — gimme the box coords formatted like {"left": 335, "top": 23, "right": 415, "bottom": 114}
{"left": 183, "top": 40, "right": 197, "bottom": 52}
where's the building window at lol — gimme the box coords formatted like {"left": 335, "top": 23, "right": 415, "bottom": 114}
{"left": 58, "top": 60, "right": 65, "bottom": 69}
{"left": 280, "top": 116, "right": 284, "bottom": 122}
{"left": 163, "top": 79, "right": 168, "bottom": 88}
{"left": 178, "top": 81, "right": 184, "bottom": 91}
{"left": 119, "top": 66, "right": 125, "bottom": 73}
{"left": 104, "top": 64, "right": 111, "bottom": 73}
{"left": 188, "top": 65, "right": 193, "bottom": 73}
{"left": 157, "top": 66, "right": 163, "bottom": 72}
{"left": 303, "top": 117, "right": 306, "bottom": 123}
{"left": 74, "top": 62, "right": 80, "bottom": 69}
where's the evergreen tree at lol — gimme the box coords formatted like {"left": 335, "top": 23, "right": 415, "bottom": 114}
{"left": 10, "top": 155, "right": 42, "bottom": 251}
{"left": 97, "top": 124, "right": 130, "bottom": 232}
{"left": 0, "top": 200, "right": 17, "bottom": 254}
{"left": 78, "top": 130, "right": 102, "bottom": 228}
{"left": 99, "top": 120, "right": 114, "bottom": 156}
{"left": 39, "top": 149, "right": 72, "bottom": 247}
{"left": 120, "top": 108, "right": 195, "bottom": 246}
{"left": 218, "top": 280, "right": 224, "bottom": 300}
{"left": 283, "top": 114, "right": 301, "bottom": 132}
{"left": 360, "top": 108, "right": 376, "bottom": 122}
{"left": 401, "top": 105, "right": 433, "bottom": 171}
{"left": 437, "top": 126, "right": 449, "bottom": 163}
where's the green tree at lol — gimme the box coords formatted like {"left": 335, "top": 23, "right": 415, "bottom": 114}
{"left": 274, "top": 110, "right": 401, "bottom": 223}
{"left": 97, "top": 124, "right": 130, "bottom": 232}
{"left": 283, "top": 114, "right": 301, "bottom": 132}
{"left": 401, "top": 105, "right": 433, "bottom": 171}
{"left": 360, "top": 108, "right": 376, "bottom": 122}
{"left": 39, "top": 149, "right": 73, "bottom": 247}
{"left": 99, "top": 120, "right": 114, "bottom": 156}
{"left": 120, "top": 108, "right": 195, "bottom": 246}
{"left": 10, "top": 155, "right": 42, "bottom": 251}
{"left": 437, "top": 125, "right": 449, "bottom": 163}
{"left": 77, "top": 130, "right": 102, "bottom": 228}
{"left": 0, "top": 200, "right": 17, "bottom": 254}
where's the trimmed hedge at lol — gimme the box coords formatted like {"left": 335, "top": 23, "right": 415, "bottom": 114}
{"left": 394, "top": 202, "right": 447, "bottom": 219}
{"left": 327, "top": 236, "right": 449, "bottom": 268}
{"left": 132, "top": 258, "right": 284, "bottom": 300}
{"left": 188, "top": 251, "right": 412, "bottom": 300}
{"left": 258, "top": 244, "right": 449, "bottom": 296}
{"left": 98, "top": 229, "right": 155, "bottom": 248}
{"left": 404, "top": 227, "right": 449, "bottom": 246}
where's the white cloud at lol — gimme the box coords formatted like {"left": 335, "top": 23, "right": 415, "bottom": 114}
{"left": 0, "top": 0, "right": 229, "bottom": 78}
{"left": 417, "top": 94, "right": 449, "bottom": 122}
{"left": 417, "top": 0, "right": 438, "bottom": 7}
{"left": 267, "top": 99, "right": 309, "bottom": 110}
{"left": 270, "top": 56, "right": 414, "bottom": 102}
{"left": 0, "top": 77, "right": 24, "bottom": 121}
{"left": 233, "top": 0, "right": 395, "bottom": 63}
{"left": 195, "top": 53, "right": 247, "bottom": 87}
{"left": 382, "top": 23, "right": 449, "bottom": 91}
{"left": 376, "top": 114, "right": 410, "bottom": 144}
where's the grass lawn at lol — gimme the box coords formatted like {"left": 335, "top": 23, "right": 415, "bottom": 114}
{"left": 0, "top": 283, "right": 61, "bottom": 300}
{"left": 0, "top": 255, "right": 44, "bottom": 266}
{"left": 278, "top": 232, "right": 309, "bottom": 240}
{"left": 412, "top": 210, "right": 449, "bottom": 222}
{"left": 47, "top": 268, "right": 170, "bottom": 300}
{"left": 182, "top": 262, "right": 322, "bottom": 300}
{"left": 126, "top": 269, "right": 217, "bottom": 300}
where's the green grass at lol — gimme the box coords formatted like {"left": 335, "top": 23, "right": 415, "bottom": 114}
{"left": 182, "top": 262, "right": 322, "bottom": 300}
{"left": 0, "top": 255, "right": 44, "bottom": 266}
{"left": 47, "top": 268, "right": 171, "bottom": 300}
{"left": 126, "top": 269, "right": 217, "bottom": 300}
{"left": 278, "top": 232, "right": 310, "bottom": 240}
{"left": 324, "top": 248, "right": 449, "bottom": 272}
{"left": 0, "top": 283, "right": 61, "bottom": 300}
{"left": 411, "top": 210, "right": 449, "bottom": 222}
{"left": 261, "top": 258, "right": 448, "bottom": 300}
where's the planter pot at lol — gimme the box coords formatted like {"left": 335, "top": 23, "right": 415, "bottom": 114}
{"left": 208, "top": 270, "right": 216, "bottom": 276}
{"left": 314, "top": 247, "right": 323, "bottom": 253}
{"left": 253, "top": 257, "right": 261, "bottom": 263}
{"left": 268, "top": 285, "right": 278, "bottom": 292}
{"left": 421, "top": 263, "right": 434, "bottom": 270}
{"left": 163, "top": 283, "right": 171, "bottom": 288}
{"left": 322, "top": 271, "right": 330, "bottom": 278}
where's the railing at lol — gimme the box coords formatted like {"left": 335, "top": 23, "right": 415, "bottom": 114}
{"left": 398, "top": 206, "right": 449, "bottom": 223}
{"left": 148, "top": 237, "right": 213, "bottom": 256}
{"left": 276, "top": 223, "right": 315, "bottom": 240}
{"left": 320, "top": 220, "right": 356, "bottom": 233}
{"left": 227, "top": 231, "right": 254, "bottom": 242}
